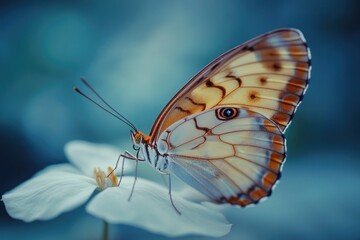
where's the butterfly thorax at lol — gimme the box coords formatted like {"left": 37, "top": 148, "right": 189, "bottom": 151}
{"left": 132, "top": 131, "right": 169, "bottom": 174}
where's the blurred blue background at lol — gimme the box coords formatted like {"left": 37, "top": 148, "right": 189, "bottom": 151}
{"left": 1, "top": 0, "right": 359, "bottom": 239}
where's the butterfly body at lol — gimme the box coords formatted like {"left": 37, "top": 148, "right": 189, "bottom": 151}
{"left": 130, "top": 28, "right": 311, "bottom": 207}
{"left": 132, "top": 132, "right": 170, "bottom": 173}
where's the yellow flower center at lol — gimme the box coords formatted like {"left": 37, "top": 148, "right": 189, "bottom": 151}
{"left": 93, "top": 167, "right": 118, "bottom": 190}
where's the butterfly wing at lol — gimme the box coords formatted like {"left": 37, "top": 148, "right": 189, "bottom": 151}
{"left": 150, "top": 28, "right": 311, "bottom": 141}
{"left": 156, "top": 107, "right": 286, "bottom": 206}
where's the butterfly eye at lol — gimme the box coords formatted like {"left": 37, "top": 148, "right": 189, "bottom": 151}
{"left": 133, "top": 131, "right": 143, "bottom": 144}
{"left": 216, "top": 107, "right": 239, "bottom": 120}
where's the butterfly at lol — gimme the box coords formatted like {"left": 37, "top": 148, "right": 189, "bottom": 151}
{"left": 76, "top": 28, "right": 311, "bottom": 208}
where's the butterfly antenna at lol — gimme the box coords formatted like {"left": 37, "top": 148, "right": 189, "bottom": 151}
{"left": 79, "top": 77, "right": 137, "bottom": 131}
{"left": 74, "top": 78, "right": 137, "bottom": 132}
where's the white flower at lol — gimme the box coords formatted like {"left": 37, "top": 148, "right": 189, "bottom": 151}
{"left": 2, "top": 141, "right": 231, "bottom": 237}
{"left": 2, "top": 140, "right": 131, "bottom": 222}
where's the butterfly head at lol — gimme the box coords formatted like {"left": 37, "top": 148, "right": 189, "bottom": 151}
{"left": 131, "top": 131, "right": 151, "bottom": 146}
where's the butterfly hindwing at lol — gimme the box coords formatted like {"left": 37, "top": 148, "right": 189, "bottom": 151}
{"left": 156, "top": 107, "right": 286, "bottom": 206}
{"left": 150, "top": 29, "right": 311, "bottom": 140}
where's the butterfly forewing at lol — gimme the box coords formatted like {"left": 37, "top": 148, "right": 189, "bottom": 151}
{"left": 157, "top": 107, "right": 286, "bottom": 206}
{"left": 150, "top": 29, "right": 310, "bottom": 140}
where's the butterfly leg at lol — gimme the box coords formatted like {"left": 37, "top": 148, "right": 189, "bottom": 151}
{"left": 160, "top": 174, "right": 169, "bottom": 188}
{"left": 128, "top": 157, "right": 139, "bottom": 201}
{"left": 117, "top": 152, "right": 128, "bottom": 186}
{"left": 120, "top": 151, "right": 144, "bottom": 187}
{"left": 107, "top": 151, "right": 144, "bottom": 186}
{"left": 168, "top": 174, "right": 181, "bottom": 215}
{"left": 110, "top": 150, "right": 144, "bottom": 202}
{"left": 107, "top": 153, "right": 124, "bottom": 184}
{"left": 109, "top": 151, "right": 139, "bottom": 174}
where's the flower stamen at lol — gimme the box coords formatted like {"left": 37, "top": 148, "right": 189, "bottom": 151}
{"left": 107, "top": 167, "right": 118, "bottom": 187}
{"left": 94, "top": 167, "right": 118, "bottom": 190}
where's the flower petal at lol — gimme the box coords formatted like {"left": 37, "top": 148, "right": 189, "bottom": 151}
{"left": 2, "top": 165, "right": 96, "bottom": 222}
{"left": 86, "top": 177, "right": 231, "bottom": 237}
{"left": 64, "top": 140, "right": 133, "bottom": 176}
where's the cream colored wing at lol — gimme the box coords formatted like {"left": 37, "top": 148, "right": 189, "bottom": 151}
{"left": 150, "top": 29, "right": 310, "bottom": 141}
{"left": 156, "top": 107, "right": 286, "bottom": 206}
